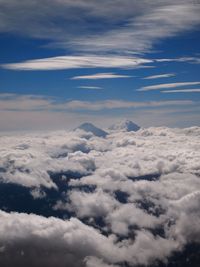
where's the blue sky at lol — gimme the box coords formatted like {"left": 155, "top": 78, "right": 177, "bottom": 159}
{"left": 0, "top": 0, "right": 200, "bottom": 131}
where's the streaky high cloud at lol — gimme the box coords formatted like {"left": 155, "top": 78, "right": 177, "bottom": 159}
{"left": 162, "top": 89, "right": 200, "bottom": 93}
{"left": 78, "top": 86, "right": 103, "bottom": 90}
{"left": 71, "top": 3, "right": 200, "bottom": 54}
{"left": 138, "top": 82, "right": 200, "bottom": 91}
{"left": 1, "top": 55, "right": 152, "bottom": 71}
{"left": 143, "top": 73, "right": 175, "bottom": 80}
{"left": 156, "top": 57, "right": 200, "bottom": 64}
{"left": 0, "top": 1, "right": 200, "bottom": 54}
{"left": 71, "top": 73, "right": 132, "bottom": 80}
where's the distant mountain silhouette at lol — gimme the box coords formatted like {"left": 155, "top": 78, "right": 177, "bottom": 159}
{"left": 109, "top": 119, "right": 140, "bottom": 132}
{"left": 75, "top": 122, "right": 108, "bottom": 137}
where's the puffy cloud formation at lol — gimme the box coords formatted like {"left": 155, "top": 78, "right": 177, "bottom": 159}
{"left": 0, "top": 125, "right": 200, "bottom": 266}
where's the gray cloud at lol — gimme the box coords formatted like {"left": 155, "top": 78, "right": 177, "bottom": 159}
{"left": 0, "top": 211, "right": 120, "bottom": 267}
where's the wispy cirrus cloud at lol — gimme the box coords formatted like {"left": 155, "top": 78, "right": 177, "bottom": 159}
{"left": 162, "top": 89, "right": 200, "bottom": 93}
{"left": 156, "top": 57, "right": 200, "bottom": 64}
{"left": 78, "top": 86, "right": 103, "bottom": 90}
{"left": 71, "top": 3, "right": 200, "bottom": 54}
{"left": 0, "top": 1, "right": 200, "bottom": 56}
{"left": 143, "top": 73, "right": 175, "bottom": 80}
{"left": 71, "top": 73, "right": 132, "bottom": 80}
{"left": 138, "top": 82, "right": 200, "bottom": 91}
{"left": 1, "top": 55, "right": 152, "bottom": 71}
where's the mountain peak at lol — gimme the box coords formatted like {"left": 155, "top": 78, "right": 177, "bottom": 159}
{"left": 75, "top": 122, "right": 108, "bottom": 138}
{"left": 109, "top": 120, "right": 140, "bottom": 132}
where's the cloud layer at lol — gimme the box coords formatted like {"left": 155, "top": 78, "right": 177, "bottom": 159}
{"left": 0, "top": 94, "right": 194, "bottom": 112}
{"left": 0, "top": 93, "right": 199, "bottom": 131}
{"left": 0, "top": 124, "right": 200, "bottom": 266}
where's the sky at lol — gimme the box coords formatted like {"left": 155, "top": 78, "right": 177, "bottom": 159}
{"left": 0, "top": 0, "right": 200, "bottom": 131}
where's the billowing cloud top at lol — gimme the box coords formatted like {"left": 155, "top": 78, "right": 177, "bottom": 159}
{"left": 0, "top": 124, "right": 200, "bottom": 266}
